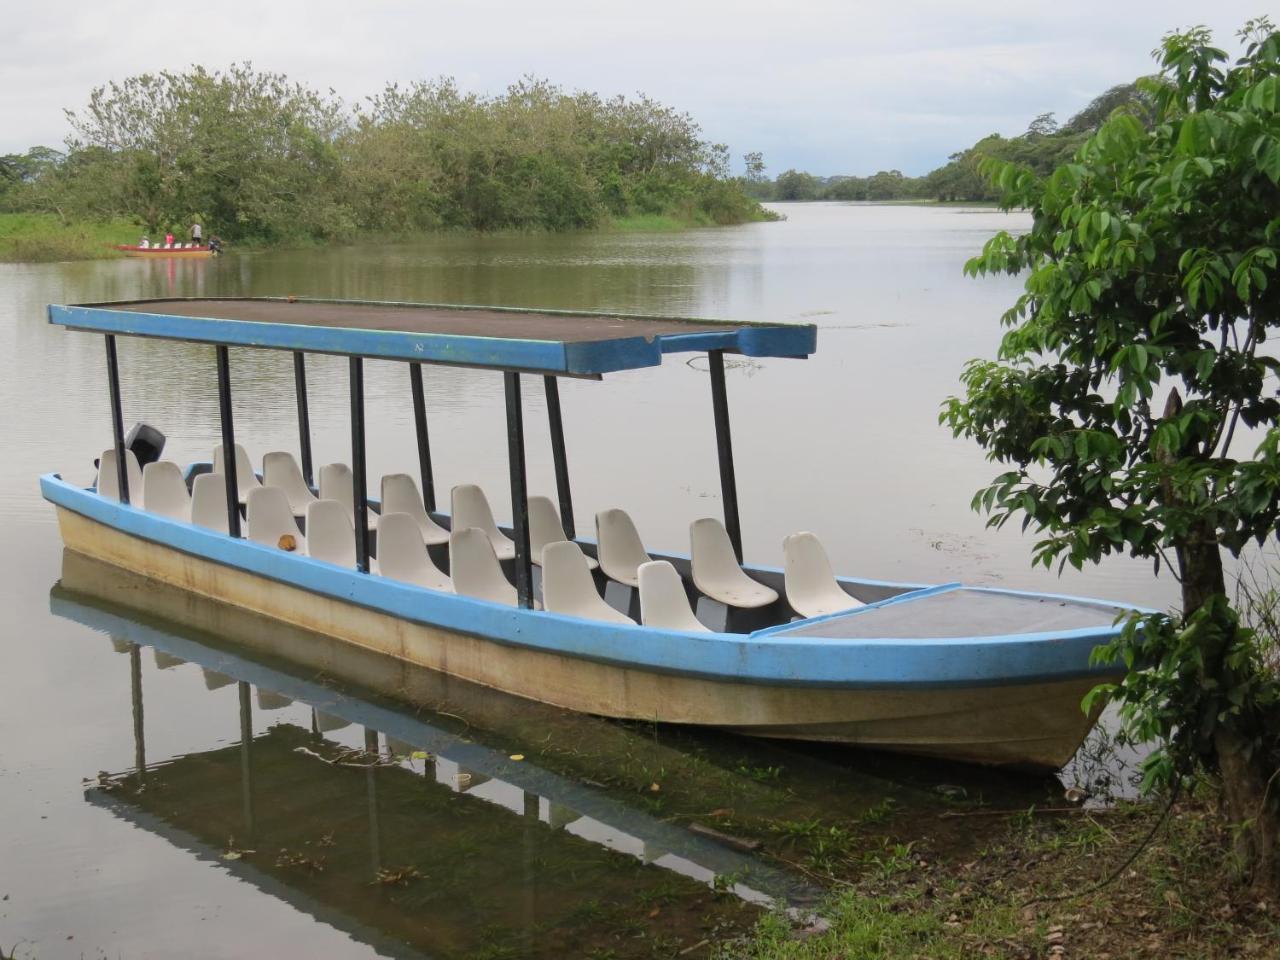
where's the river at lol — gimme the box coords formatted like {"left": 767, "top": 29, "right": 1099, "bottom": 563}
{"left": 0, "top": 203, "right": 1175, "bottom": 958}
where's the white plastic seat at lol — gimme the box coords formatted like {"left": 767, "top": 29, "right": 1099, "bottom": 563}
{"left": 318, "top": 462, "right": 377, "bottom": 531}
{"left": 264, "top": 451, "right": 317, "bottom": 517}
{"left": 381, "top": 474, "right": 450, "bottom": 545}
{"left": 451, "top": 484, "right": 516, "bottom": 560}
{"left": 212, "top": 442, "right": 263, "bottom": 505}
{"left": 97, "top": 447, "right": 144, "bottom": 504}
{"left": 246, "top": 486, "right": 306, "bottom": 552}
{"left": 542, "top": 540, "right": 634, "bottom": 624}
{"left": 639, "top": 560, "right": 710, "bottom": 632}
{"left": 449, "top": 527, "right": 517, "bottom": 606}
{"left": 190, "top": 473, "right": 231, "bottom": 533}
{"left": 375, "top": 511, "right": 452, "bottom": 592}
{"left": 142, "top": 460, "right": 191, "bottom": 522}
{"left": 529, "top": 496, "right": 597, "bottom": 569}
{"left": 305, "top": 499, "right": 356, "bottom": 567}
{"left": 783, "top": 531, "right": 865, "bottom": 618}
{"left": 595, "top": 508, "right": 652, "bottom": 587}
{"left": 690, "top": 517, "right": 778, "bottom": 609}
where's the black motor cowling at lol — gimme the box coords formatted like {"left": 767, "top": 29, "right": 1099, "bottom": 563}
{"left": 123, "top": 422, "right": 166, "bottom": 466}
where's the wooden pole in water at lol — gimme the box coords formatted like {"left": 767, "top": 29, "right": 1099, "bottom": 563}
{"left": 505, "top": 372, "right": 533, "bottom": 608}
{"left": 239, "top": 681, "right": 254, "bottom": 838}
{"left": 105, "top": 335, "right": 130, "bottom": 505}
{"left": 409, "top": 363, "right": 436, "bottom": 513}
{"left": 544, "top": 375, "right": 575, "bottom": 540}
{"left": 129, "top": 643, "right": 145, "bottom": 774}
{"left": 349, "top": 357, "right": 370, "bottom": 572}
{"left": 215, "top": 346, "right": 241, "bottom": 537}
{"left": 708, "top": 350, "right": 743, "bottom": 562}
{"left": 293, "top": 352, "right": 314, "bottom": 488}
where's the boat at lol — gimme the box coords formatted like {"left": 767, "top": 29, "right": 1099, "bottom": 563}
{"left": 113, "top": 243, "right": 215, "bottom": 258}
{"left": 39, "top": 296, "right": 1135, "bottom": 770}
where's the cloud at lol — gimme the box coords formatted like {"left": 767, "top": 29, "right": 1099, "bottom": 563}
{"left": 1, "top": 0, "right": 1266, "bottom": 175}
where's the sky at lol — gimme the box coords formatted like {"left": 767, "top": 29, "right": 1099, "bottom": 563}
{"left": 1, "top": 1, "right": 1269, "bottom": 177}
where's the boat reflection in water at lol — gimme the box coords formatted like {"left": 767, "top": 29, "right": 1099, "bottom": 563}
{"left": 52, "top": 550, "right": 819, "bottom": 959}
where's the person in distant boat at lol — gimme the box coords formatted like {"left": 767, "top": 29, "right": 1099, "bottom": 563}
{"left": 191, "top": 222, "right": 202, "bottom": 246}
{"left": 208, "top": 235, "right": 223, "bottom": 255}
{"left": 138, "top": 236, "right": 150, "bottom": 249}
{"left": 164, "top": 231, "right": 174, "bottom": 247}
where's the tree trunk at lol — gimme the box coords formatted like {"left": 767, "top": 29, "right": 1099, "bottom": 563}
{"left": 1179, "top": 534, "right": 1280, "bottom": 895}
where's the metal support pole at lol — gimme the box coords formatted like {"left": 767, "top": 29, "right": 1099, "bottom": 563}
{"left": 544, "top": 375, "right": 574, "bottom": 539}
{"left": 708, "top": 350, "right": 743, "bottom": 562}
{"left": 215, "top": 346, "right": 241, "bottom": 537}
{"left": 350, "top": 357, "right": 370, "bottom": 572}
{"left": 409, "top": 363, "right": 436, "bottom": 512}
{"left": 293, "top": 352, "right": 314, "bottom": 487}
{"left": 105, "top": 335, "right": 130, "bottom": 504}
{"left": 504, "top": 372, "right": 533, "bottom": 609}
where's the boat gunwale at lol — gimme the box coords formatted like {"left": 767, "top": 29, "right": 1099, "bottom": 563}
{"left": 42, "top": 473, "right": 1130, "bottom": 690}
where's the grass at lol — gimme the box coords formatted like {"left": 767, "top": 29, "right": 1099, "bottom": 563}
{"left": 716, "top": 797, "right": 1280, "bottom": 959}
{"left": 0, "top": 212, "right": 140, "bottom": 262}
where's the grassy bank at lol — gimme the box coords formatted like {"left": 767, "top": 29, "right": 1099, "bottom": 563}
{"left": 0, "top": 209, "right": 781, "bottom": 263}
{"left": 718, "top": 797, "right": 1278, "bottom": 959}
{"left": 0, "top": 213, "right": 138, "bottom": 263}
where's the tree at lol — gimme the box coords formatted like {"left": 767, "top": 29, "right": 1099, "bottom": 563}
{"left": 65, "top": 64, "right": 352, "bottom": 240}
{"left": 943, "top": 20, "right": 1280, "bottom": 890}
{"left": 773, "top": 168, "right": 820, "bottom": 201}
{"left": 1026, "top": 111, "right": 1059, "bottom": 136}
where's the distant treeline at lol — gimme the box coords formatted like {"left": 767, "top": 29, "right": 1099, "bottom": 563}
{"left": 0, "top": 66, "right": 772, "bottom": 243}
{"left": 745, "top": 81, "right": 1158, "bottom": 203}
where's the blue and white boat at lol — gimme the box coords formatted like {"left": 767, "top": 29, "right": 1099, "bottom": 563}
{"left": 40, "top": 297, "right": 1131, "bottom": 770}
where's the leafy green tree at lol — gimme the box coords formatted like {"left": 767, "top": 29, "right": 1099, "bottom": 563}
{"left": 773, "top": 169, "right": 821, "bottom": 201}
{"left": 943, "top": 20, "right": 1280, "bottom": 889}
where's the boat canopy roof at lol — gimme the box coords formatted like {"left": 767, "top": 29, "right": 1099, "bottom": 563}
{"left": 49, "top": 297, "right": 816, "bottom": 375}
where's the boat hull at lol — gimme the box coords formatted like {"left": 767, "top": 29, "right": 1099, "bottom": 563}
{"left": 52, "top": 503, "right": 1111, "bottom": 770}
{"left": 115, "top": 246, "right": 214, "bottom": 258}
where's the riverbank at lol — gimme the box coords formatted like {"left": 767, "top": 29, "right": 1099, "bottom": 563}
{"left": 0, "top": 209, "right": 779, "bottom": 263}
{"left": 0, "top": 213, "right": 137, "bottom": 262}
{"left": 720, "top": 795, "right": 1276, "bottom": 959}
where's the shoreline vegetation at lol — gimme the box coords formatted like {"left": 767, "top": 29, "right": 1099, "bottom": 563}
{"left": 0, "top": 208, "right": 766, "bottom": 264}
{"left": 743, "top": 80, "right": 1156, "bottom": 204}
{"left": 0, "top": 67, "right": 778, "bottom": 264}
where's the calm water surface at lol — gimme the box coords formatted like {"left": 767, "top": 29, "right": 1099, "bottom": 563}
{"left": 0, "top": 203, "right": 1174, "bottom": 957}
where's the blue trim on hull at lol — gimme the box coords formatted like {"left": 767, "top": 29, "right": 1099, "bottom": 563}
{"left": 42, "top": 473, "right": 1126, "bottom": 690}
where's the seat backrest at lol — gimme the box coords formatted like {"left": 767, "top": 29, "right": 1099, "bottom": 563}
{"left": 449, "top": 526, "right": 516, "bottom": 606}
{"left": 318, "top": 461, "right": 358, "bottom": 520}
{"left": 376, "top": 511, "right": 451, "bottom": 592}
{"left": 528, "top": 496, "right": 566, "bottom": 565}
{"left": 381, "top": 473, "right": 449, "bottom": 544}
{"left": 783, "top": 531, "right": 863, "bottom": 617}
{"left": 542, "top": 540, "right": 634, "bottom": 624}
{"left": 142, "top": 460, "right": 191, "bottom": 521}
{"left": 212, "top": 442, "right": 262, "bottom": 495}
{"left": 690, "top": 517, "right": 742, "bottom": 588}
{"left": 595, "top": 508, "right": 651, "bottom": 587}
{"left": 190, "top": 473, "right": 230, "bottom": 533}
{"left": 305, "top": 499, "right": 356, "bottom": 567}
{"left": 263, "top": 451, "right": 316, "bottom": 512}
{"left": 97, "top": 447, "right": 144, "bottom": 504}
{"left": 639, "top": 560, "right": 709, "bottom": 632}
{"left": 246, "top": 486, "right": 304, "bottom": 550}
{"left": 451, "top": 484, "right": 502, "bottom": 539}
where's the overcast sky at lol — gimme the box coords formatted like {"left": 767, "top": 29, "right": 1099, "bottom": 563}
{"left": 2, "top": 1, "right": 1268, "bottom": 176}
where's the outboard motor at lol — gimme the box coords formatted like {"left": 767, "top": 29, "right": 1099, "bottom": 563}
{"left": 124, "top": 422, "right": 166, "bottom": 467}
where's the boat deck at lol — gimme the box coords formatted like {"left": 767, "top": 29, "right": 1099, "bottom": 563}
{"left": 769, "top": 588, "right": 1124, "bottom": 640}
